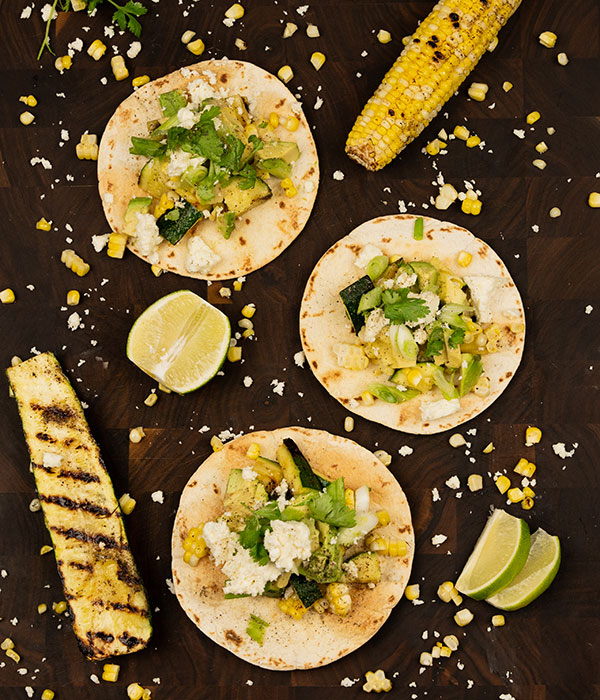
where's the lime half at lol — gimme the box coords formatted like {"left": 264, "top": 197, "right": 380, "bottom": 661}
{"left": 486, "top": 528, "right": 561, "bottom": 611}
{"left": 127, "top": 290, "right": 230, "bottom": 394}
{"left": 455, "top": 509, "right": 530, "bottom": 600}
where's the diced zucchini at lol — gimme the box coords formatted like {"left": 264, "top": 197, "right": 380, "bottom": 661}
{"left": 357, "top": 287, "right": 382, "bottom": 314}
{"left": 156, "top": 200, "right": 203, "bottom": 245}
{"left": 258, "top": 141, "right": 300, "bottom": 163}
{"left": 138, "top": 158, "right": 171, "bottom": 198}
{"left": 222, "top": 177, "right": 271, "bottom": 215}
{"left": 339, "top": 275, "right": 375, "bottom": 333}
{"left": 252, "top": 457, "right": 283, "bottom": 492}
{"left": 341, "top": 552, "right": 381, "bottom": 584}
{"left": 276, "top": 439, "right": 322, "bottom": 495}
{"left": 290, "top": 575, "right": 323, "bottom": 608}
{"left": 411, "top": 261, "right": 439, "bottom": 293}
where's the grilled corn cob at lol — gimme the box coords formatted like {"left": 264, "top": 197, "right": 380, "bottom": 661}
{"left": 346, "top": 0, "right": 522, "bottom": 170}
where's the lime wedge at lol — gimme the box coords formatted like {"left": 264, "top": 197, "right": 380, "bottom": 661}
{"left": 455, "top": 509, "right": 530, "bottom": 600}
{"left": 126, "top": 290, "right": 230, "bottom": 394}
{"left": 486, "top": 528, "right": 561, "bottom": 610}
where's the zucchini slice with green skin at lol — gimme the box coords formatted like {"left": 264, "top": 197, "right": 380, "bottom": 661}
{"left": 157, "top": 200, "right": 203, "bottom": 245}
{"left": 6, "top": 352, "right": 152, "bottom": 661}
{"left": 290, "top": 574, "right": 323, "bottom": 608}
{"left": 277, "top": 439, "right": 323, "bottom": 494}
{"left": 339, "top": 275, "right": 375, "bottom": 333}
{"left": 341, "top": 552, "right": 381, "bottom": 584}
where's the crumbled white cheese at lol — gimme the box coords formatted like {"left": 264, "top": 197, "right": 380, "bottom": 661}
{"left": 552, "top": 442, "right": 577, "bottom": 458}
{"left": 445, "top": 475, "right": 461, "bottom": 489}
{"left": 513, "top": 129, "right": 525, "bottom": 139}
{"left": 355, "top": 243, "right": 383, "bottom": 270}
{"left": 25, "top": 688, "right": 34, "bottom": 698}
{"left": 67, "top": 311, "right": 83, "bottom": 331}
{"left": 242, "top": 466, "right": 256, "bottom": 481}
{"left": 177, "top": 106, "right": 197, "bottom": 129}
{"left": 271, "top": 379, "right": 285, "bottom": 396}
{"left": 333, "top": 170, "right": 345, "bottom": 181}
{"left": 43, "top": 452, "right": 63, "bottom": 468}
{"left": 127, "top": 41, "right": 142, "bottom": 59}
{"left": 41, "top": 3, "right": 58, "bottom": 22}
{"left": 167, "top": 148, "right": 194, "bottom": 177}
{"left": 398, "top": 445, "right": 413, "bottom": 456}
{"left": 296, "top": 5, "right": 309, "bottom": 16}
{"left": 21, "top": 6, "right": 33, "bottom": 19}
{"left": 413, "top": 328, "right": 428, "bottom": 345}
{"left": 293, "top": 350, "right": 305, "bottom": 368}
{"left": 432, "top": 487, "right": 441, "bottom": 502}
{"left": 243, "top": 376, "right": 253, "bottom": 387}
{"left": 186, "top": 236, "right": 221, "bottom": 273}
{"left": 187, "top": 77, "right": 217, "bottom": 105}
{"left": 30, "top": 157, "right": 52, "bottom": 170}
{"left": 151, "top": 490, "right": 164, "bottom": 504}
{"left": 134, "top": 212, "right": 162, "bottom": 259}
{"left": 585, "top": 305, "right": 593, "bottom": 314}
{"left": 421, "top": 398, "right": 461, "bottom": 422}
{"left": 264, "top": 520, "right": 312, "bottom": 572}
{"left": 431, "top": 534, "right": 447, "bottom": 546}
{"left": 91, "top": 234, "right": 110, "bottom": 252}
{"left": 395, "top": 270, "right": 418, "bottom": 288}
{"left": 463, "top": 275, "right": 516, "bottom": 323}
{"left": 314, "top": 96, "right": 323, "bottom": 110}
{"left": 358, "top": 307, "right": 389, "bottom": 343}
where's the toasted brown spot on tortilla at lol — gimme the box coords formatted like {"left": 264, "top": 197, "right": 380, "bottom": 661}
{"left": 220, "top": 73, "right": 228, "bottom": 83}
{"left": 189, "top": 480, "right": 197, "bottom": 487}
{"left": 275, "top": 98, "right": 285, "bottom": 108}
{"left": 279, "top": 201, "right": 286, "bottom": 208}
{"left": 382, "top": 237, "right": 391, "bottom": 243}
{"left": 505, "top": 371, "right": 513, "bottom": 378}
{"left": 213, "top": 484, "right": 219, "bottom": 494}
{"left": 308, "top": 167, "right": 315, "bottom": 176}
{"left": 239, "top": 237, "right": 246, "bottom": 246}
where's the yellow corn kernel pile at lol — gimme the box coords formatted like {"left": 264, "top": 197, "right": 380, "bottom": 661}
{"left": 363, "top": 669, "right": 392, "bottom": 693}
{"left": 107, "top": 231, "right": 128, "bottom": 259}
{"left": 326, "top": 583, "right": 352, "bottom": 616}
{"left": 76, "top": 133, "right": 98, "bottom": 160}
{"left": 111, "top": 55, "right": 129, "bottom": 81}
{"left": 55, "top": 55, "right": 72, "bottom": 72}
{"left": 87, "top": 39, "right": 107, "bottom": 61}
{"left": 278, "top": 591, "right": 307, "bottom": 620}
{"left": 61, "top": 249, "right": 90, "bottom": 276}
{"left": 102, "top": 663, "right": 120, "bottom": 682}
{"left": 182, "top": 524, "right": 208, "bottom": 565}
{"left": 461, "top": 190, "right": 482, "bottom": 215}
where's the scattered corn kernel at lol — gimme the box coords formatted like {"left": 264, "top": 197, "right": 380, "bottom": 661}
{"left": 235, "top": 38, "right": 247, "bottom": 50}
{"left": 41, "top": 691, "right": 55, "bottom": 700}
{"left": 481, "top": 442, "right": 494, "bottom": 454}
{"left": 38, "top": 603, "right": 48, "bottom": 614}
{"left": 466, "top": 135, "right": 481, "bottom": 149}
{"left": 377, "top": 29, "right": 392, "bottom": 44}
{"left": 278, "top": 591, "right": 308, "bottom": 619}
{"left": 535, "top": 141, "right": 548, "bottom": 154}
{"left": 374, "top": 449, "right": 391, "bottom": 466}
{"left": 589, "top": 192, "right": 600, "bottom": 208}
{"left": 514, "top": 458, "right": 536, "bottom": 477}
{"left": 227, "top": 346, "right": 242, "bottom": 363}
{"left": 119, "top": 493, "right": 136, "bottom": 515}
{"left": 233, "top": 279, "right": 244, "bottom": 291}
{"left": 211, "top": 435, "right": 224, "bottom": 452}
{"left": 440, "top": 646, "right": 452, "bottom": 658}
{"left": 87, "top": 39, "right": 107, "bottom": 60}
{"left": 523, "top": 486, "right": 535, "bottom": 498}
{"left": 129, "top": 427, "right": 145, "bottom": 444}
{"left": 457, "top": 250, "right": 473, "bottom": 267}
{"left": 0, "top": 288, "right": 15, "bottom": 304}
{"left": 495, "top": 475, "right": 511, "bottom": 494}
{"left": 29, "top": 497, "right": 41, "bottom": 512}
{"left": 376, "top": 509, "right": 390, "bottom": 526}
{"left": 1, "top": 638, "right": 14, "bottom": 651}
{"left": 66, "top": 289, "right": 80, "bottom": 306}
{"left": 492, "top": 614, "right": 505, "bottom": 627}
{"left": 461, "top": 197, "right": 482, "bottom": 215}
{"left": 102, "top": 663, "right": 120, "bottom": 682}
{"left": 55, "top": 55, "right": 72, "bottom": 72}
{"left": 53, "top": 600, "right": 67, "bottom": 614}
{"left": 420, "top": 651, "right": 433, "bottom": 666}
{"left": 344, "top": 416, "right": 354, "bottom": 432}
{"left": 454, "top": 609, "right": 474, "bottom": 627}
{"left": 467, "top": 474, "right": 483, "bottom": 492}
{"left": 19, "top": 94, "right": 38, "bottom": 107}
{"left": 225, "top": 3, "right": 244, "bottom": 19}
{"left": 76, "top": 133, "right": 99, "bottom": 160}
{"left": 306, "top": 23, "right": 320, "bottom": 38}
{"left": 158, "top": 383, "right": 171, "bottom": 393}
{"left": 557, "top": 52, "right": 569, "bottom": 65}
{"left": 507, "top": 487, "right": 525, "bottom": 503}
{"left": 40, "top": 545, "right": 53, "bottom": 555}
{"left": 443, "top": 634, "right": 459, "bottom": 651}
{"left": 277, "top": 65, "right": 294, "bottom": 83}
{"left": 283, "top": 22, "right": 297, "bottom": 38}
{"left": 425, "top": 138, "right": 443, "bottom": 156}
{"left": 526, "top": 111, "right": 541, "bottom": 124}
{"left": 468, "top": 82, "right": 488, "bottom": 101}
{"left": 521, "top": 496, "right": 534, "bottom": 510}
{"left": 363, "top": 669, "right": 392, "bottom": 693}
{"left": 449, "top": 433, "right": 466, "bottom": 448}
{"left": 525, "top": 426, "right": 542, "bottom": 446}
{"left": 285, "top": 115, "right": 300, "bottom": 132}
{"left": 36, "top": 217, "right": 52, "bottom": 231}
{"left": 435, "top": 182, "right": 458, "bottom": 210}
{"left": 437, "top": 581, "right": 456, "bottom": 603}
{"left": 327, "top": 582, "right": 352, "bottom": 617}
{"left": 6, "top": 649, "right": 20, "bottom": 663}
{"left": 361, "top": 390, "right": 375, "bottom": 406}
{"left": 246, "top": 442, "right": 260, "bottom": 460}
{"left": 242, "top": 328, "right": 255, "bottom": 338}
{"left": 142, "top": 691, "right": 151, "bottom": 700}
{"left": 111, "top": 55, "right": 128, "bottom": 81}
{"left": 187, "top": 38, "right": 205, "bottom": 55}
{"left": 241, "top": 303, "right": 256, "bottom": 319}
{"left": 344, "top": 488, "right": 355, "bottom": 509}
{"left": 310, "top": 52, "right": 326, "bottom": 71}
{"left": 502, "top": 81, "right": 513, "bottom": 92}
{"left": 181, "top": 30, "right": 196, "bottom": 44}
{"left": 20, "top": 111, "right": 35, "bottom": 125}
{"left": 144, "top": 392, "right": 157, "bottom": 407}
{"left": 107, "top": 231, "right": 128, "bottom": 259}
{"left": 150, "top": 264, "right": 163, "bottom": 277}
{"left": 532, "top": 159, "right": 547, "bottom": 170}
{"left": 238, "top": 318, "right": 254, "bottom": 331}
{"left": 405, "top": 584, "right": 420, "bottom": 601}
{"left": 127, "top": 684, "right": 144, "bottom": 700}
{"left": 453, "top": 125, "right": 470, "bottom": 141}
{"left": 546, "top": 126, "right": 556, "bottom": 135}
{"left": 132, "top": 74, "right": 150, "bottom": 88}
{"left": 538, "top": 31, "right": 557, "bottom": 48}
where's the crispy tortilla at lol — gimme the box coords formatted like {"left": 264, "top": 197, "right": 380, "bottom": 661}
{"left": 300, "top": 215, "right": 525, "bottom": 434}
{"left": 171, "top": 427, "right": 414, "bottom": 670}
{"left": 98, "top": 59, "right": 319, "bottom": 280}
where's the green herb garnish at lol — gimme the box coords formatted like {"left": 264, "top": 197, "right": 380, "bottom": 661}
{"left": 159, "top": 89, "right": 187, "bottom": 118}
{"left": 246, "top": 614, "right": 269, "bottom": 646}
{"left": 413, "top": 217, "right": 424, "bottom": 240}
{"left": 368, "top": 384, "right": 420, "bottom": 404}
{"left": 425, "top": 325, "right": 445, "bottom": 358}
{"left": 382, "top": 288, "right": 429, "bottom": 324}
{"left": 307, "top": 478, "right": 356, "bottom": 528}
{"left": 129, "top": 137, "right": 167, "bottom": 158}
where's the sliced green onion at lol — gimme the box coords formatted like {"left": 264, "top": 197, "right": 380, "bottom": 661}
{"left": 366, "top": 255, "right": 389, "bottom": 281}
{"left": 414, "top": 217, "right": 424, "bottom": 241}
{"left": 368, "top": 384, "right": 420, "bottom": 404}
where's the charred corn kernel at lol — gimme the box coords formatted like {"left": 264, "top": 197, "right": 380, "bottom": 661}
{"left": 40, "top": 545, "right": 53, "bottom": 555}
{"left": 521, "top": 496, "right": 534, "bottom": 510}
{"left": 457, "top": 250, "right": 473, "bottom": 267}
{"left": 525, "top": 426, "right": 542, "bottom": 446}
{"left": 285, "top": 115, "right": 300, "bottom": 132}
{"left": 119, "top": 493, "right": 136, "bottom": 515}
{"left": 181, "top": 30, "right": 196, "bottom": 44}
{"left": 527, "top": 111, "right": 541, "bottom": 124}
{"left": 312, "top": 597, "right": 329, "bottom": 614}
{"left": 368, "top": 536, "right": 407, "bottom": 557}
{"left": 443, "top": 634, "right": 459, "bottom": 651}
{"left": 482, "top": 442, "right": 495, "bottom": 454}
{"left": 20, "top": 94, "right": 38, "bottom": 107}
{"left": 38, "top": 603, "right": 48, "bottom": 614}
{"left": 538, "top": 31, "right": 557, "bottom": 48}
{"left": 144, "top": 392, "right": 158, "bottom": 407}
{"left": 55, "top": 55, "right": 72, "bottom": 71}
{"left": 492, "top": 614, "right": 505, "bottom": 627}
{"left": 0, "top": 288, "right": 15, "bottom": 304}
{"left": 211, "top": 435, "right": 224, "bottom": 452}
{"left": 507, "top": 487, "right": 525, "bottom": 503}
{"left": 440, "top": 645, "right": 452, "bottom": 657}
{"left": 233, "top": 279, "right": 243, "bottom": 291}
{"left": 53, "top": 600, "right": 67, "bottom": 614}
{"left": 277, "top": 65, "right": 294, "bottom": 83}
{"left": 1, "top": 638, "right": 14, "bottom": 651}
{"left": 246, "top": 442, "right": 260, "bottom": 460}
{"left": 41, "top": 691, "right": 55, "bottom": 700}
{"left": 310, "top": 52, "right": 326, "bottom": 71}
{"left": 376, "top": 509, "right": 390, "bottom": 526}
{"left": 361, "top": 390, "right": 375, "bottom": 406}
{"left": 227, "top": 346, "right": 242, "bottom": 363}
{"left": 87, "top": 39, "right": 107, "bottom": 60}
{"left": 468, "top": 82, "right": 488, "bottom": 101}
{"left": 107, "top": 232, "right": 128, "bottom": 259}
{"left": 502, "top": 80, "right": 513, "bottom": 92}
{"left": 377, "top": 29, "right": 392, "bottom": 44}
{"left": 343, "top": 416, "right": 355, "bottom": 432}
{"left": 20, "top": 111, "right": 35, "bottom": 125}
{"left": 283, "top": 22, "right": 298, "bottom": 38}
{"left": 306, "top": 23, "right": 320, "bottom": 38}
{"left": 467, "top": 473, "right": 483, "bottom": 491}
{"left": 473, "top": 374, "right": 490, "bottom": 397}
{"left": 36, "top": 217, "right": 52, "bottom": 231}
{"left": 495, "top": 475, "right": 511, "bottom": 494}
{"left": 461, "top": 197, "right": 482, "bottom": 215}
{"left": 225, "top": 3, "right": 244, "bottom": 19}
{"left": 557, "top": 52, "right": 569, "bottom": 65}
{"left": 127, "top": 684, "right": 144, "bottom": 700}
{"left": 102, "top": 664, "right": 120, "bottom": 682}
{"left": 420, "top": 651, "right": 433, "bottom": 666}
{"left": 242, "top": 328, "right": 255, "bottom": 338}
{"left": 66, "top": 289, "right": 80, "bottom": 306}
{"left": 548, "top": 206, "right": 561, "bottom": 218}
{"left": 405, "top": 584, "right": 420, "bottom": 600}
{"left": 278, "top": 591, "right": 307, "bottom": 620}
{"left": 523, "top": 486, "right": 535, "bottom": 498}
{"left": 241, "top": 304, "right": 256, "bottom": 319}
{"left": 132, "top": 74, "right": 150, "bottom": 88}
{"left": 449, "top": 433, "right": 466, "bottom": 448}
{"left": 454, "top": 125, "right": 470, "bottom": 141}
{"left": 344, "top": 488, "right": 355, "bottom": 509}
{"left": 466, "top": 134, "right": 481, "bottom": 148}
{"left": 129, "top": 427, "right": 145, "bottom": 443}
{"left": 374, "top": 449, "right": 392, "bottom": 466}
{"left": 363, "top": 669, "right": 392, "bottom": 693}
{"left": 454, "top": 608, "right": 474, "bottom": 627}
{"left": 5, "top": 649, "right": 20, "bottom": 663}
{"left": 488, "top": 36, "right": 499, "bottom": 51}
{"left": 327, "top": 583, "right": 352, "bottom": 617}
{"left": 234, "top": 38, "right": 247, "bottom": 50}
{"left": 589, "top": 192, "right": 600, "bottom": 208}
{"left": 111, "top": 55, "right": 129, "bottom": 81}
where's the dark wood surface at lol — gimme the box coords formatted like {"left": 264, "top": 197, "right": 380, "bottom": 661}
{"left": 1, "top": 0, "right": 599, "bottom": 698}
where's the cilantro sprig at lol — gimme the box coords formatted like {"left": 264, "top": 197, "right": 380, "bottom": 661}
{"left": 308, "top": 478, "right": 356, "bottom": 528}
{"left": 382, "top": 288, "right": 429, "bottom": 324}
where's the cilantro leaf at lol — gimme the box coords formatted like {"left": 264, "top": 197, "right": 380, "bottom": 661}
{"left": 308, "top": 480, "right": 356, "bottom": 529}
{"left": 448, "top": 328, "right": 465, "bottom": 348}
{"left": 221, "top": 134, "right": 246, "bottom": 172}
{"left": 238, "top": 515, "right": 270, "bottom": 566}
{"left": 236, "top": 163, "right": 257, "bottom": 190}
{"left": 425, "top": 324, "right": 445, "bottom": 358}
{"left": 382, "top": 288, "right": 429, "bottom": 324}
{"left": 123, "top": 0, "right": 147, "bottom": 16}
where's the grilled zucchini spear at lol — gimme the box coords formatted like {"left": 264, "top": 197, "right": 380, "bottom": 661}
{"left": 7, "top": 352, "right": 152, "bottom": 661}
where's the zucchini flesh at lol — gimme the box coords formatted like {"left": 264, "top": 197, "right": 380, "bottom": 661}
{"left": 281, "top": 439, "right": 322, "bottom": 492}
{"left": 290, "top": 574, "right": 322, "bottom": 608}
{"left": 339, "top": 275, "right": 375, "bottom": 333}
{"left": 6, "top": 353, "right": 152, "bottom": 661}
{"left": 157, "top": 200, "right": 203, "bottom": 245}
